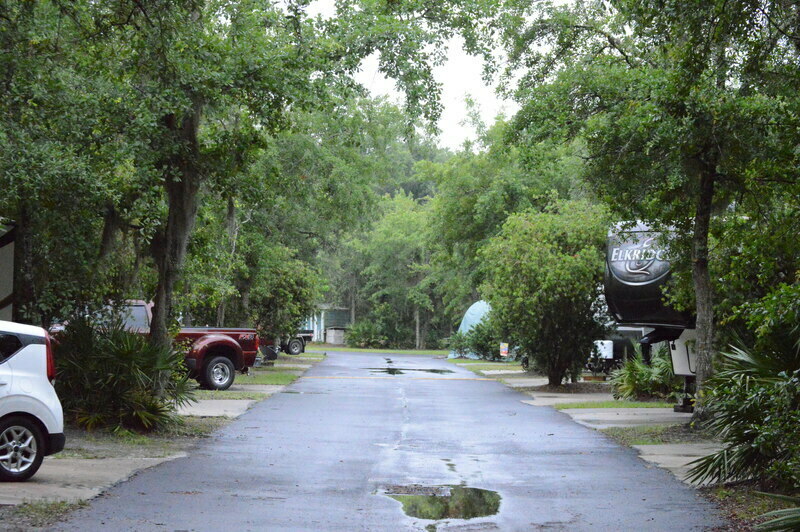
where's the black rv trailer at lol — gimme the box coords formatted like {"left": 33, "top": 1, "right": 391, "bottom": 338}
{"left": 604, "top": 222, "right": 697, "bottom": 411}
{"left": 0, "top": 223, "right": 14, "bottom": 321}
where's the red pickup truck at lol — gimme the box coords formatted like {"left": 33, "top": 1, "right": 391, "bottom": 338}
{"left": 121, "top": 301, "right": 259, "bottom": 391}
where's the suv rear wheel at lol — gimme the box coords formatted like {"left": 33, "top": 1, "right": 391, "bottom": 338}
{"left": 0, "top": 416, "right": 45, "bottom": 482}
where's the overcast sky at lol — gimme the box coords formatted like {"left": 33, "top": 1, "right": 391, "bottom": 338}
{"left": 308, "top": 2, "right": 518, "bottom": 151}
{"left": 354, "top": 44, "right": 517, "bottom": 151}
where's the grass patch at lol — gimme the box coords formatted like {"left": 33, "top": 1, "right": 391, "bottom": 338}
{"left": 555, "top": 400, "right": 674, "bottom": 410}
{"left": 600, "top": 423, "right": 713, "bottom": 446}
{"left": 305, "top": 345, "right": 447, "bottom": 356}
{"left": 258, "top": 365, "right": 306, "bottom": 372}
{"left": 701, "top": 483, "right": 798, "bottom": 528}
{"left": 236, "top": 372, "right": 298, "bottom": 385}
{"left": 458, "top": 364, "right": 524, "bottom": 376}
{"left": 58, "top": 417, "right": 229, "bottom": 460}
{"left": 192, "top": 389, "right": 269, "bottom": 400}
{"left": 278, "top": 353, "right": 325, "bottom": 361}
{"left": 465, "top": 364, "right": 523, "bottom": 371}
{"left": 449, "top": 358, "right": 517, "bottom": 365}
{"left": 12, "top": 500, "right": 89, "bottom": 527}
{"left": 159, "top": 416, "right": 229, "bottom": 438}
{"left": 53, "top": 447, "right": 109, "bottom": 459}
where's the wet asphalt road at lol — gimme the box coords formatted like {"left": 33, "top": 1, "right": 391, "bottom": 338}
{"left": 53, "top": 352, "right": 723, "bottom": 531}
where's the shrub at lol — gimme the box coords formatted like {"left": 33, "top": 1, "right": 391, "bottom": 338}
{"left": 448, "top": 331, "right": 470, "bottom": 356}
{"left": 466, "top": 319, "right": 503, "bottom": 360}
{"left": 345, "top": 304, "right": 416, "bottom": 349}
{"left": 345, "top": 320, "right": 388, "bottom": 348}
{"left": 447, "top": 317, "right": 506, "bottom": 360}
{"left": 610, "top": 345, "right": 681, "bottom": 400}
{"left": 55, "top": 317, "right": 195, "bottom": 431}
{"left": 687, "top": 333, "right": 800, "bottom": 490}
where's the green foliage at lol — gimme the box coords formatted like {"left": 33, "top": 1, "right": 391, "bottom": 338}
{"left": 610, "top": 346, "right": 681, "bottom": 400}
{"left": 249, "top": 246, "right": 325, "bottom": 339}
{"left": 687, "top": 336, "right": 800, "bottom": 489}
{"left": 55, "top": 317, "right": 195, "bottom": 431}
{"left": 339, "top": 193, "right": 442, "bottom": 349}
{"left": 447, "top": 331, "right": 469, "bottom": 357}
{"left": 755, "top": 494, "right": 800, "bottom": 532}
{"left": 480, "top": 198, "right": 610, "bottom": 385}
{"left": 346, "top": 320, "right": 389, "bottom": 349}
{"left": 424, "top": 119, "right": 583, "bottom": 322}
{"left": 498, "top": 0, "right": 800, "bottom": 401}
{"left": 462, "top": 318, "right": 503, "bottom": 361}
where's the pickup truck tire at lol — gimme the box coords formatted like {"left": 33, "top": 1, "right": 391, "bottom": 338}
{"left": 201, "top": 356, "right": 235, "bottom": 391}
{"left": 0, "top": 416, "right": 45, "bottom": 482}
{"left": 287, "top": 338, "right": 303, "bottom": 356}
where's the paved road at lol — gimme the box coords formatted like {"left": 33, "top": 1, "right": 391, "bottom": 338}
{"left": 54, "top": 352, "right": 723, "bottom": 531}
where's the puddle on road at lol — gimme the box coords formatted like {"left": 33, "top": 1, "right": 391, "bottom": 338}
{"left": 383, "top": 485, "right": 501, "bottom": 520}
{"left": 366, "top": 368, "right": 455, "bottom": 375}
{"left": 371, "top": 367, "right": 405, "bottom": 375}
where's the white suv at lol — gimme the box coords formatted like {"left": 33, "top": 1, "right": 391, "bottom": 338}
{"left": 0, "top": 320, "right": 64, "bottom": 481}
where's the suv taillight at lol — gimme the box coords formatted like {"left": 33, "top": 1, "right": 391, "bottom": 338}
{"left": 45, "top": 332, "right": 56, "bottom": 383}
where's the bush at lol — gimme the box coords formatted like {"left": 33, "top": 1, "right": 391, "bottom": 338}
{"left": 55, "top": 317, "right": 195, "bottom": 431}
{"left": 466, "top": 319, "right": 503, "bottom": 360}
{"left": 447, "top": 317, "right": 505, "bottom": 360}
{"left": 687, "top": 335, "right": 800, "bottom": 490}
{"left": 610, "top": 345, "right": 681, "bottom": 400}
{"left": 345, "top": 320, "right": 388, "bottom": 348}
{"left": 448, "top": 331, "right": 470, "bottom": 356}
{"left": 345, "top": 303, "right": 415, "bottom": 349}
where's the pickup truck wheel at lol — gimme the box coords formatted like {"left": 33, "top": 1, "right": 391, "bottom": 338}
{"left": 0, "top": 416, "right": 45, "bottom": 482}
{"left": 202, "top": 356, "right": 235, "bottom": 391}
{"left": 287, "top": 338, "right": 303, "bottom": 356}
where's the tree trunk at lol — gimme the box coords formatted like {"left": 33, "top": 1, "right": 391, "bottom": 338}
{"left": 414, "top": 306, "right": 421, "bottom": 350}
{"left": 215, "top": 303, "right": 226, "bottom": 327}
{"left": 350, "top": 281, "right": 356, "bottom": 325}
{"left": 215, "top": 196, "right": 237, "bottom": 328}
{"left": 98, "top": 204, "right": 121, "bottom": 261}
{"left": 420, "top": 313, "right": 428, "bottom": 350}
{"left": 150, "top": 106, "right": 203, "bottom": 348}
{"left": 691, "top": 169, "right": 716, "bottom": 421}
{"left": 239, "top": 282, "right": 251, "bottom": 328}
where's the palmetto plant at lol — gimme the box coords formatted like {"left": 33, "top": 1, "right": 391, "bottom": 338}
{"left": 55, "top": 316, "right": 195, "bottom": 431}
{"left": 610, "top": 344, "right": 680, "bottom": 400}
{"left": 686, "top": 331, "right": 800, "bottom": 489}
{"left": 754, "top": 494, "right": 800, "bottom": 531}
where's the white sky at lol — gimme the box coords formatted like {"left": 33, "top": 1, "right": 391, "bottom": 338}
{"left": 308, "top": 1, "right": 518, "bottom": 151}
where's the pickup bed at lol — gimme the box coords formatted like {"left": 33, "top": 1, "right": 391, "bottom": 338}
{"left": 122, "top": 301, "right": 259, "bottom": 390}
